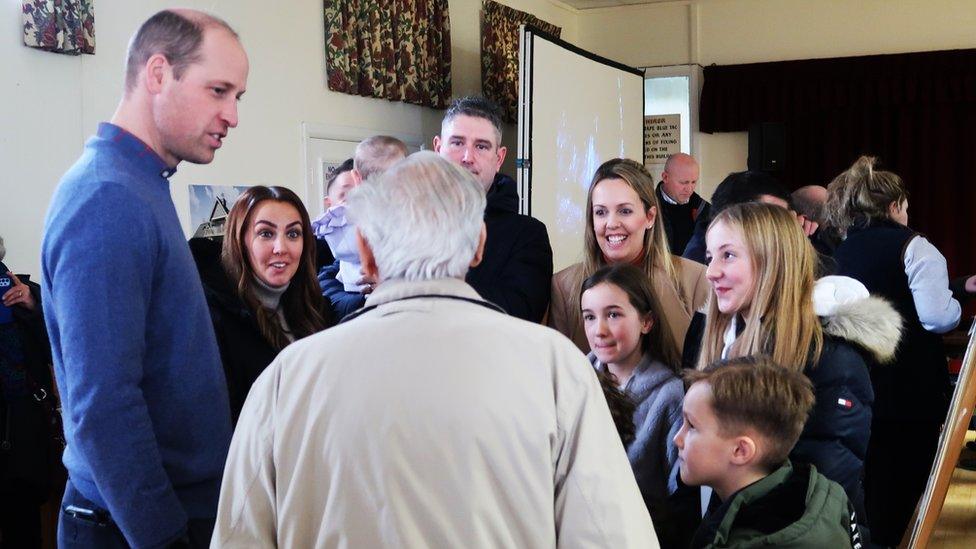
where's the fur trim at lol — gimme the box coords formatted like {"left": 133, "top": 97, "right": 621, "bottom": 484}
{"left": 822, "top": 296, "right": 902, "bottom": 363}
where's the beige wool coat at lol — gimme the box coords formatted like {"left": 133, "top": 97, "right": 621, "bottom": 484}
{"left": 212, "top": 278, "right": 658, "bottom": 548}
{"left": 548, "top": 257, "right": 709, "bottom": 355}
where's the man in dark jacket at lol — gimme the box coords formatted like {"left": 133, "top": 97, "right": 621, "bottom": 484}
{"left": 433, "top": 96, "right": 553, "bottom": 323}
{"left": 656, "top": 153, "right": 709, "bottom": 254}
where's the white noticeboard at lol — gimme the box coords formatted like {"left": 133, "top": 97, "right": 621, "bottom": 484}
{"left": 517, "top": 27, "right": 645, "bottom": 272}
{"left": 643, "top": 114, "right": 681, "bottom": 182}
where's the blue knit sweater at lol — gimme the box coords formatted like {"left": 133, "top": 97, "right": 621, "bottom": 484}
{"left": 41, "top": 123, "right": 231, "bottom": 548}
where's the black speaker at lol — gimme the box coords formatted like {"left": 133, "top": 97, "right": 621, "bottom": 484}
{"left": 748, "top": 122, "right": 785, "bottom": 172}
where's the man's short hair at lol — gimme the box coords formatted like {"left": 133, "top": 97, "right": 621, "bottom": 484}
{"left": 441, "top": 95, "right": 504, "bottom": 145}
{"left": 347, "top": 151, "right": 486, "bottom": 281}
{"left": 124, "top": 9, "right": 238, "bottom": 91}
{"left": 710, "top": 170, "right": 792, "bottom": 216}
{"left": 325, "top": 158, "right": 355, "bottom": 194}
{"left": 685, "top": 355, "right": 815, "bottom": 472}
{"left": 354, "top": 136, "right": 408, "bottom": 181}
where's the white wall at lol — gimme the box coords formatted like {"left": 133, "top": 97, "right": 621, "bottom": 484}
{"left": 0, "top": 0, "right": 578, "bottom": 276}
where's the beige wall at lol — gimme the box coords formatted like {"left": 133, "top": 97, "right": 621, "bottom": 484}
{"left": 578, "top": 2, "right": 691, "bottom": 67}
{"left": 0, "top": 0, "right": 577, "bottom": 275}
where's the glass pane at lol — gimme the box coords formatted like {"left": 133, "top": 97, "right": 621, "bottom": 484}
{"left": 644, "top": 76, "right": 691, "bottom": 154}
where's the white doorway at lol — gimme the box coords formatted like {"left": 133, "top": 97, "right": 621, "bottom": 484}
{"left": 302, "top": 123, "right": 425, "bottom": 219}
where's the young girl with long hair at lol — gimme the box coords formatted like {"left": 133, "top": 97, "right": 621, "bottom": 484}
{"left": 550, "top": 158, "right": 709, "bottom": 355}
{"left": 697, "top": 202, "right": 901, "bottom": 534}
{"left": 580, "top": 263, "right": 687, "bottom": 547}
{"left": 824, "top": 156, "right": 960, "bottom": 546}
{"left": 193, "top": 186, "right": 333, "bottom": 422}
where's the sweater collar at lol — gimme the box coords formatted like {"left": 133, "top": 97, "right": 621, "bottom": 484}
{"left": 251, "top": 276, "right": 289, "bottom": 310}
{"left": 97, "top": 123, "right": 176, "bottom": 179}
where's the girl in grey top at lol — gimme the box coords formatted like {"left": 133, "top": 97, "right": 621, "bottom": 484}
{"left": 581, "top": 264, "right": 686, "bottom": 547}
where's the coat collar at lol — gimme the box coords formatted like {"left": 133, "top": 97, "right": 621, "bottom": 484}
{"left": 364, "top": 277, "right": 485, "bottom": 309}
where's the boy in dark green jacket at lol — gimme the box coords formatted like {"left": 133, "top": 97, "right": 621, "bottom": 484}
{"left": 675, "top": 356, "right": 863, "bottom": 548}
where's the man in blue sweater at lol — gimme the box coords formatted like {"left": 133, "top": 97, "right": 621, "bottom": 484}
{"left": 41, "top": 9, "right": 248, "bottom": 548}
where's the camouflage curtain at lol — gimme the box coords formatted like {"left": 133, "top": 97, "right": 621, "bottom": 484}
{"left": 22, "top": 0, "right": 95, "bottom": 55}
{"left": 324, "top": 0, "right": 452, "bottom": 109}
{"left": 481, "top": 0, "right": 560, "bottom": 123}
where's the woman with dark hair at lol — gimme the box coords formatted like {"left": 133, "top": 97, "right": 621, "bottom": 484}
{"left": 193, "top": 186, "right": 333, "bottom": 422}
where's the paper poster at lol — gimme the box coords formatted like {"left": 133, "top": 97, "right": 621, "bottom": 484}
{"left": 644, "top": 114, "right": 681, "bottom": 180}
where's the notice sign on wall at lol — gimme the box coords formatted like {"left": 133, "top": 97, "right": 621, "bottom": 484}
{"left": 643, "top": 114, "right": 681, "bottom": 166}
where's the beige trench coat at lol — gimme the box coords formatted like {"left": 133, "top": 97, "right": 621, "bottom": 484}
{"left": 212, "top": 278, "right": 658, "bottom": 548}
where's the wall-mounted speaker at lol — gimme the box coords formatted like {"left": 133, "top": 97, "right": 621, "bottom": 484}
{"left": 748, "top": 122, "right": 785, "bottom": 172}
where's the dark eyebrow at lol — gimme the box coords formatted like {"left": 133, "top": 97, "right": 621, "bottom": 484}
{"left": 254, "top": 220, "right": 277, "bottom": 228}
{"left": 285, "top": 221, "right": 302, "bottom": 228}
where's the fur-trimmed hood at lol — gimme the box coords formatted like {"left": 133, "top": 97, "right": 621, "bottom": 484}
{"left": 815, "top": 276, "right": 902, "bottom": 363}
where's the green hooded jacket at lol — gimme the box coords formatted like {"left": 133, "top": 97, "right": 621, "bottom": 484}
{"left": 692, "top": 461, "right": 862, "bottom": 548}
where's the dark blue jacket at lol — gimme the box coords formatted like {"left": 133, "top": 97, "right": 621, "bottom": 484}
{"left": 682, "top": 295, "right": 901, "bottom": 528}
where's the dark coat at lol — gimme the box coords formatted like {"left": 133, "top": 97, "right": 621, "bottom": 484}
{"left": 682, "top": 295, "right": 901, "bottom": 527}
{"left": 319, "top": 258, "right": 365, "bottom": 321}
{"left": 0, "top": 267, "right": 59, "bottom": 503}
{"left": 465, "top": 173, "right": 553, "bottom": 323}
{"left": 190, "top": 238, "right": 332, "bottom": 422}
{"left": 833, "top": 220, "right": 950, "bottom": 421}
{"left": 656, "top": 182, "right": 710, "bottom": 255}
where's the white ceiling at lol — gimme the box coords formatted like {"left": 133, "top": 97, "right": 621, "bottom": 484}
{"left": 558, "top": 0, "right": 675, "bottom": 10}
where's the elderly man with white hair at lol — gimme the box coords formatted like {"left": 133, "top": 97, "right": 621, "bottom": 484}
{"left": 212, "top": 151, "right": 657, "bottom": 548}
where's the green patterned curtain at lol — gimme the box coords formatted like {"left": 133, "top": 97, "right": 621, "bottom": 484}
{"left": 324, "top": 0, "right": 452, "bottom": 109}
{"left": 481, "top": 0, "right": 560, "bottom": 123}
{"left": 22, "top": 0, "right": 95, "bottom": 55}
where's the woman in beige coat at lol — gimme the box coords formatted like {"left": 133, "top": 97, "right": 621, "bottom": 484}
{"left": 549, "top": 158, "right": 709, "bottom": 354}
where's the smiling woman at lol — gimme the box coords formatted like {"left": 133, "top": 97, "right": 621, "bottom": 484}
{"left": 190, "top": 186, "right": 333, "bottom": 422}
{"left": 548, "top": 158, "right": 709, "bottom": 355}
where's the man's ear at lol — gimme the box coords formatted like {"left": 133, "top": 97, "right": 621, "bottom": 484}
{"left": 351, "top": 169, "right": 364, "bottom": 186}
{"left": 432, "top": 135, "right": 442, "bottom": 153}
{"left": 144, "top": 53, "right": 169, "bottom": 95}
{"left": 356, "top": 229, "right": 379, "bottom": 279}
{"left": 323, "top": 196, "right": 333, "bottom": 210}
{"left": 469, "top": 222, "right": 488, "bottom": 268}
{"left": 495, "top": 145, "right": 507, "bottom": 170}
{"left": 730, "top": 435, "right": 758, "bottom": 466}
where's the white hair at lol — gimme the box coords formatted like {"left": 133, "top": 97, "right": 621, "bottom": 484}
{"left": 347, "top": 151, "right": 486, "bottom": 281}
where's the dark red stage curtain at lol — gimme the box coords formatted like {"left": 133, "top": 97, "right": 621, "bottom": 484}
{"left": 700, "top": 49, "right": 976, "bottom": 275}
